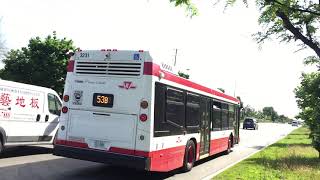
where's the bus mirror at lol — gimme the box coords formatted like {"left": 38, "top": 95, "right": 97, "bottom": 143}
{"left": 240, "top": 102, "right": 243, "bottom": 109}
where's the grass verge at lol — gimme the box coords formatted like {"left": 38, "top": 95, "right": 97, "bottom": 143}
{"left": 213, "top": 127, "right": 320, "bottom": 180}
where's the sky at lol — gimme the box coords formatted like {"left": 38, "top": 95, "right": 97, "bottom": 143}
{"left": 0, "top": 0, "right": 317, "bottom": 118}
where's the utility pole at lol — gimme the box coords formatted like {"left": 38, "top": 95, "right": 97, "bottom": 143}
{"left": 174, "top": 48, "right": 178, "bottom": 66}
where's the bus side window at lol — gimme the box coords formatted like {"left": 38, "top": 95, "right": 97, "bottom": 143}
{"left": 154, "top": 83, "right": 187, "bottom": 137}
{"left": 228, "top": 105, "right": 235, "bottom": 130}
{"left": 221, "top": 103, "right": 229, "bottom": 130}
{"left": 186, "top": 93, "right": 200, "bottom": 131}
{"left": 166, "top": 88, "right": 185, "bottom": 129}
{"left": 154, "top": 83, "right": 167, "bottom": 137}
{"left": 212, "top": 101, "right": 222, "bottom": 131}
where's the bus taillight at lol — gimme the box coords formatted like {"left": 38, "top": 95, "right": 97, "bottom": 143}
{"left": 62, "top": 106, "right": 68, "bottom": 113}
{"left": 67, "top": 60, "right": 75, "bottom": 72}
{"left": 63, "top": 95, "right": 69, "bottom": 102}
{"left": 140, "top": 100, "right": 148, "bottom": 109}
{"left": 139, "top": 114, "right": 148, "bottom": 122}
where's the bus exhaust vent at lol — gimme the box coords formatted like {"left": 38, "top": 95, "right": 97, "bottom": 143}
{"left": 75, "top": 61, "right": 142, "bottom": 77}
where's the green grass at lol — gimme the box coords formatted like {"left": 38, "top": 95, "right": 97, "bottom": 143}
{"left": 214, "top": 127, "right": 320, "bottom": 180}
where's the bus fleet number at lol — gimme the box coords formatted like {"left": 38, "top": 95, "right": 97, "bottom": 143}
{"left": 80, "top": 53, "right": 90, "bottom": 58}
{"left": 96, "top": 95, "right": 109, "bottom": 104}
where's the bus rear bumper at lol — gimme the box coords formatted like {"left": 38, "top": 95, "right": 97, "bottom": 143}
{"left": 53, "top": 145, "right": 150, "bottom": 171}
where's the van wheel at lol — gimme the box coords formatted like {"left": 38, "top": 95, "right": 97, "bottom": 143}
{"left": 182, "top": 140, "right": 195, "bottom": 172}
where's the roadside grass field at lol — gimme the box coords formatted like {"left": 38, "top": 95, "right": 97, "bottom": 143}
{"left": 214, "top": 127, "right": 320, "bottom": 180}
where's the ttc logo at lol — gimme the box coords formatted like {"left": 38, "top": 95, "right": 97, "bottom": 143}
{"left": 119, "top": 81, "right": 136, "bottom": 90}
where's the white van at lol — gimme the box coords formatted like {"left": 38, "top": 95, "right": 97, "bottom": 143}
{"left": 0, "top": 79, "right": 62, "bottom": 154}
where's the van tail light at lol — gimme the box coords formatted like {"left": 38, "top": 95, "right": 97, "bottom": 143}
{"left": 139, "top": 114, "right": 148, "bottom": 122}
{"left": 62, "top": 106, "right": 68, "bottom": 113}
{"left": 67, "top": 60, "right": 75, "bottom": 72}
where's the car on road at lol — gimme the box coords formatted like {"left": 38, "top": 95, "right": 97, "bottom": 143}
{"left": 292, "top": 121, "right": 299, "bottom": 127}
{"left": 243, "top": 118, "right": 258, "bottom": 130}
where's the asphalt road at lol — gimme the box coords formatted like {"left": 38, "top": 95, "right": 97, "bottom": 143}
{"left": 0, "top": 123, "right": 297, "bottom": 180}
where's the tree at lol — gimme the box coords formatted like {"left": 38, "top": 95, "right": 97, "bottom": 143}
{"left": 255, "top": 110, "right": 266, "bottom": 120}
{"left": 278, "top": 114, "right": 290, "bottom": 123}
{"left": 0, "top": 32, "right": 75, "bottom": 95}
{"left": 243, "top": 105, "right": 256, "bottom": 118}
{"left": 217, "top": 88, "right": 225, "bottom": 93}
{"left": 169, "top": 0, "right": 198, "bottom": 16}
{"left": 263, "top": 106, "right": 278, "bottom": 121}
{"left": 295, "top": 72, "right": 320, "bottom": 158}
{"left": 178, "top": 71, "right": 190, "bottom": 79}
{"left": 170, "top": 0, "right": 320, "bottom": 61}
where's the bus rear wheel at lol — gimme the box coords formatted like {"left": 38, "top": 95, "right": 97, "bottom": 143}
{"left": 0, "top": 138, "right": 3, "bottom": 155}
{"left": 224, "top": 136, "right": 232, "bottom": 155}
{"left": 182, "top": 140, "right": 195, "bottom": 172}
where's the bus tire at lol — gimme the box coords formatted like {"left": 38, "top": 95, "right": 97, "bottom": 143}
{"left": 182, "top": 140, "right": 195, "bottom": 172}
{"left": 224, "top": 136, "right": 232, "bottom": 155}
{"left": 0, "top": 137, "right": 4, "bottom": 155}
{"left": 53, "top": 130, "right": 58, "bottom": 145}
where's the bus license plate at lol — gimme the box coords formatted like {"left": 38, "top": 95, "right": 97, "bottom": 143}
{"left": 92, "top": 93, "right": 114, "bottom": 107}
{"left": 94, "top": 140, "right": 106, "bottom": 149}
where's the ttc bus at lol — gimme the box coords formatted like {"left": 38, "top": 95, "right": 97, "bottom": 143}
{"left": 53, "top": 49, "right": 241, "bottom": 172}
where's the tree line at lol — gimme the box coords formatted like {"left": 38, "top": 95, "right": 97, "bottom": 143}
{"left": 243, "top": 105, "right": 292, "bottom": 123}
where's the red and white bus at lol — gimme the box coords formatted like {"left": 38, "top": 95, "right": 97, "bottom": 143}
{"left": 53, "top": 49, "right": 241, "bottom": 172}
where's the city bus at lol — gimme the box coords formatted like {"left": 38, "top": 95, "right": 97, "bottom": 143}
{"left": 53, "top": 49, "right": 241, "bottom": 172}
